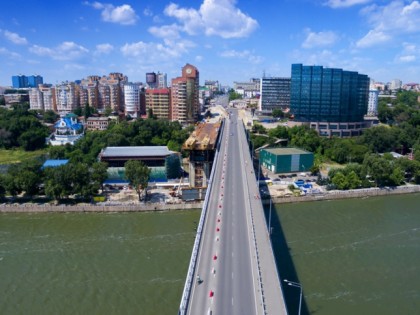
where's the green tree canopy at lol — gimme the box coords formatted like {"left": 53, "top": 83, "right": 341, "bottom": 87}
{"left": 124, "top": 160, "right": 150, "bottom": 201}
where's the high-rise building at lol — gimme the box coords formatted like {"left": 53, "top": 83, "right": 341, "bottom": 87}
{"left": 27, "top": 75, "right": 43, "bottom": 88}
{"left": 145, "top": 88, "right": 171, "bottom": 120}
{"left": 291, "top": 64, "right": 370, "bottom": 137}
{"left": 390, "top": 79, "right": 402, "bottom": 91}
{"left": 146, "top": 72, "right": 157, "bottom": 88}
{"left": 367, "top": 89, "right": 379, "bottom": 116}
{"left": 171, "top": 64, "right": 199, "bottom": 124}
{"left": 29, "top": 88, "right": 44, "bottom": 110}
{"left": 79, "top": 73, "right": 127, "bottom": 113}
{"left": 12, "top": 75, "right": 28, "bottom": 88}
{"left": 12, "top": 75, "right": 43, "bottom": 88}
{"left": 157, "top": 72, "right": 167, "bottom": 88}
{"left": 29, "top": 84, "right": 56, "bottom": 111}
{"left": 124, "top": 83, "right": 141, "bottom": 118}
{"left": 40, "top": 85, "right": 56, "bottom": 112}
{"left": 55, "top": 82, "right": 80, "bottom": 114}
{"left": 259, "top": 77, "right": 291, "bottom": 112}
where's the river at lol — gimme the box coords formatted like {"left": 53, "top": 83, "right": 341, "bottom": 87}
{"left": 0, "top": 210, "right": 200, "bottom": 315}
{"left": 1, "top": 194, "right": 419, "bottom": 314}
{"left": 272, "top": 193, "right": 420, "bottom": 315}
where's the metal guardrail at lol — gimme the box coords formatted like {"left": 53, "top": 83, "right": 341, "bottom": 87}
{"left": 178, "top": 119, "right": 225, "bottom": 315}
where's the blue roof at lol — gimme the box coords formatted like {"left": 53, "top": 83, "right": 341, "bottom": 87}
{"left": 42, "top": 159, "right": 69, "bottom": 168}
{"left": 54, "top": 118, "right": 83, "bottom": 131}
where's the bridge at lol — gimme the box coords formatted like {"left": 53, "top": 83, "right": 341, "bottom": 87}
{"left": 179, "top": 109, "right": 288, "bottom": 314}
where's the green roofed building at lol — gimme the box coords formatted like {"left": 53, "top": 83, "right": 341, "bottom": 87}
{"left": 260, "top": 147, "right": 314, "bottom": 173}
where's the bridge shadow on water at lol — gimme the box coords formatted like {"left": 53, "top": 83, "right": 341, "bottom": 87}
{"left": 246, "top": 128, "right": 311, "bottom": 314}
{"left": 261, "top": 189, "right": 311, "bottom": 315}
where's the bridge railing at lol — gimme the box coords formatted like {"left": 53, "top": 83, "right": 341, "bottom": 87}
{"left": 178, "top": 119, "right": 225, "bottom": 315}
{"left": 240, "top": 121, "right": 288, "bottom": 314}
{"left": 239, "top": 120, "right": 267, "bottom": 313}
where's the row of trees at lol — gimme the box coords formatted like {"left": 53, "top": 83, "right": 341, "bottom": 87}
{"left": 0, "top": 158, "right": 153, "bottom": 202}
{"left": 0, "top": 159, "right": 107, "bottom": 201}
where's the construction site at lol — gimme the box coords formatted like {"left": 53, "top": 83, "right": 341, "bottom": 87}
{"left": 180, "top": 121, "right": 222, "bottom": 200}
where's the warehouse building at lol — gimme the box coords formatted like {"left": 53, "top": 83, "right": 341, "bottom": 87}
{"left": 260, "top": 147, "right": 314, "bottom": 173}
{"left": 98, "top": 146, "right": 179, "bottom": 184}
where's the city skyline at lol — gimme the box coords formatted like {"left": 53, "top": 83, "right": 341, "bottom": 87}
{"left": 1, "top": 0, "right": 420, "bottom": 86}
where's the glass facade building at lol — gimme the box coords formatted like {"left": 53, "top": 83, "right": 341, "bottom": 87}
{"left": 259, "top": 77, "right": 291, "bottom": 112}
{"left": 291, "top": 64, "right": 369, "bottom": 122}
{"left": 290, "top": 64, "right": 370, "bottom": 137}
{"left": 12, "top": 75, "right": 43, "bottom": 88}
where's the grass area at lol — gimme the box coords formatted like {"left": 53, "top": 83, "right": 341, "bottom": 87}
{"left": 0, "top": 149, "right": 47, "bottom": 164}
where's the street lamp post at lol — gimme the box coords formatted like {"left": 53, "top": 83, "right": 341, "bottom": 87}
{"left": 283, "top": 279, "right": 302, "bottom": 315}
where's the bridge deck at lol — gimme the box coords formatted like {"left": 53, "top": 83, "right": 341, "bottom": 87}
{"left": 182, "top": 109, "right": 287, "bottom": 314}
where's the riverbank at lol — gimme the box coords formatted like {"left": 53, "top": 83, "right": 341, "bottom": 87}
{"left": 1, "top": 185, "right": 419, "bottom": 212}
{"left": 265, "top": 184, "right": 420, "bottom": 204}
{"left": 0, "top": 201, "right": 203, "bottom": 213}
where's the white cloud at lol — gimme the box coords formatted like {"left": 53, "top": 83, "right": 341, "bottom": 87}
{"left": 85, "top": 1, "right": 138, "bottom": 25}
{"left": 148, "top": 24, "right": 181, "bottom": 39}
{"left": 302, "top": 29, "right": 339, "bottom": 48}
{"left": 121, "top": 39, "right": 195, "bottom": 62}
{"left": 1, "top": 30, "right": 28, "bottom": 45}
{"left": 394, "top": 42, "right": 419, "bottom": 63}
{"left": 195, "top": 55, "right": 203, "bottom": 62}
{"left": 29, "top": 41, "right": 89, "bottom": 60}
{"left": 398, "top": 55, "right": 416, "bottom": 62}
{"left": 143, "top": 8, "right": 153, "bottom": 17}
{"left": 163, "top": 0, "right": 258, "bottom": 39}
{"left": 356, "top": 30, "right": 390, "bottom": 48}
{"left": 357, "top": 1, "right": 420, "bottom": 48}
{"left": 220, "top": 49, "right": 263, "bottom": 64}
{"left": 95, "top": 43, "right": 114, "bottom": 54}
{"left": 0, "top": 47, "right": 21, "bottom": 59}
{"left": 324, "top": 0, "right": 372, "bottom": 8}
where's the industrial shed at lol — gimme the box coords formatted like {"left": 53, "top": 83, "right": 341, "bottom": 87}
{"left": 259, "top": 147, "right": 314, "bottom": 173}
{"left": 99, "top": 146, "right": 179, "bottom": 183}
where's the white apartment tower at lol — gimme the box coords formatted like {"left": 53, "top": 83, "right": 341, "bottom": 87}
{"left": 390, "top": 79, "right": 402, "bottom": 91}
{"left": 56, "top": 82, "right": 79, "bottom": 114}
{"left": 124, "top": 83, "right": 140, "bottom": 118}
{"left": 367, "top": 89, "right": 379, "bottom": 116}
{"left": 29, "top": 88, "right": 44, "bottom": 110}
{"left": 157, "top": 72, "right": 167, "bottom": 88}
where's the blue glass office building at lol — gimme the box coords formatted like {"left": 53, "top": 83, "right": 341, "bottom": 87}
{"left": 12, "top": 75, "right": 43, "bottom": 88}
{"left": 290, "top": 64, "right": 370, "bottom": 137}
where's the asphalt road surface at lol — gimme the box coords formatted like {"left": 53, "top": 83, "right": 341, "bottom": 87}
{"left": 188, "top": 109, "right": 259, "bottom": 315}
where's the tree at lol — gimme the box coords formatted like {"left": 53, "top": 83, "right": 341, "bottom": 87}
{"left": 43, "top": 164, "right": 77, "bottom": 200}
{"left": 125, "top": 160, "right": 150, "bottom": 201}
{"left": 18, "top": 129, "right": 48, "bottom": 151}
{"left": 272, "top": 109, "right": 284, "bottom": 119}
{"left": 43, "top": 110, "right": 59, "bottom": 123}
{"left": 91, "top": 162, "right": 108, "bottom": 192}
{"left": 104, "top": 106, "right": 113, "bottom": 117}
{"left": 228, "top": 90, "right": 242, "bottom": 101}
{"left": 347, "top": 171, "right": 361, "bottom": 189}
{"left": 331, "top": 172, "right": 348, "bottom": 190}
{"left": 389, "top": 167, "right": 404, "bottom": 186}
{"left": 83, "top": 103, "right": 93, "bottom": 118}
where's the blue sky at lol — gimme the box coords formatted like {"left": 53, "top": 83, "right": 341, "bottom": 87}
{"left": 1, "top": 0, "right": 419, "bottom": 87}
